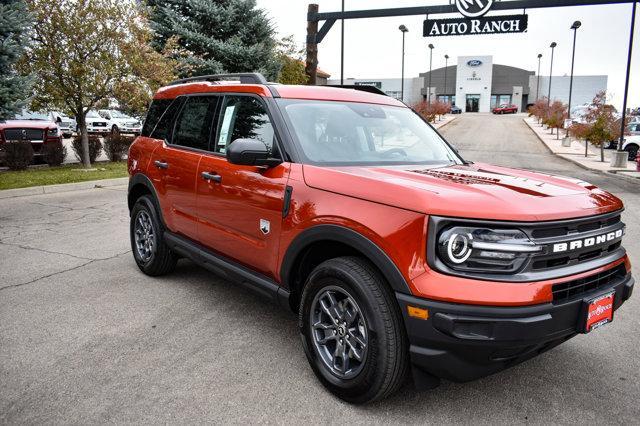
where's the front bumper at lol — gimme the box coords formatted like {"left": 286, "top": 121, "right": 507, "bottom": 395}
{"left": 397, "top": 270, "right": 634, "bottom": 383}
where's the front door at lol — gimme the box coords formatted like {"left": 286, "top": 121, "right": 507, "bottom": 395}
{"left": 196, "top": 95, "right": 290, "bottom": 277}
{"left": 466, "top": 94, "right": 480, "bottom": 113}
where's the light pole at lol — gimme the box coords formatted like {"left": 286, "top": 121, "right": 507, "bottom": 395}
{"left": 340, "top": 0, "right": 345, "bottom": 85}
{"left": 567, "top": 21, "right": 581, "bottom": 137}
{"left": 444, "top": 54, "right": 449, "bottom": 103}
{"left": 547, "top": 42, "right": 557, "bottom": 106}
{"left": 536, "top": 53, "right": 542, "bottom": 101}
{"left": 428, "top": 43, "right": 434, "bottom": 103}
{"left": 399, "top": 25, "right": 408, "bottom": 103}
{"left": 616, "top": 1, "right": 637, "bottom": 165}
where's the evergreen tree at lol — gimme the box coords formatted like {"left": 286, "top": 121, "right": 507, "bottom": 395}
{"left": 147, "top": 0, "right": 280, "bottom": 80}
{"left": 0, "top": 0, "right": 32, "bottom": 120}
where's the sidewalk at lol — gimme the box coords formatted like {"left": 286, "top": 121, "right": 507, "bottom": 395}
{"left": 523, "top": 116, "right": 640, "bottom": 181}
{"left": 433, "top": 114, "right": 458, "bottom": 130}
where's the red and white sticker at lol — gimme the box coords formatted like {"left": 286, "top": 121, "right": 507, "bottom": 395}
{"left": 585, "top": 293, "right": 614, "bottom": 332}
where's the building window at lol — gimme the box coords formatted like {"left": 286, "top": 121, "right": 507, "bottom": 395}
{"left": 385, "top": 91, "right": 402, "bottom": 100}
{"left": 491, "top": 95, "right": 512, "bottom": 109}
{"left": 437, "top": 95, "right": 456, "bottom": 105}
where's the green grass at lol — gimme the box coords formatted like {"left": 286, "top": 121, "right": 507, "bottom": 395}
{"left": 0, "top": 162, "right": 128, "bottom": 190}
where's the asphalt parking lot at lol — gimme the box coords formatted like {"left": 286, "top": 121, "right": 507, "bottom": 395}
{"left": 1, "top": 113, "right": 639, "bottom": 423}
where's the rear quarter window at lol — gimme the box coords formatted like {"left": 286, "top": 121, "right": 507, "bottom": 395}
{"left": 141, "top": 99, "right": 172, "bottom": 137}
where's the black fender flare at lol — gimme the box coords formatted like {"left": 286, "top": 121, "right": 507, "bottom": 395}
{"left": 127, "top": 174, "right": 166, "bottom": 227}
{"left": 280, "top": 224, "right": 412, "bottom": 295}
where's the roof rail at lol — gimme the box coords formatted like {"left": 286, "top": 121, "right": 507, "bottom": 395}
{"left": 167, "top": 73, "right": 268, "bottom": 86}
{"left": 325, "top": 84, "right": 388, "bottom": 97}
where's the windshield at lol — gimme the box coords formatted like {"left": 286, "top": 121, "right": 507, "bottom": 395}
{"left": 15, "top": 110, "right": 49, "bottom": 121}
{"left": 277, "top": 99, "right": 462, "bottom": 166}
{"left": 86, "top": 110, "right": 101, "bottom": 118}
{"left": 110, "top": 111, "right": 129, "bottom": 119}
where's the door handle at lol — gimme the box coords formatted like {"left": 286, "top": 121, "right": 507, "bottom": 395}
{"left": 201, "top": 171, "right": 222, "bottom": 183}
{"left": 154, "top": 160, "right": 168, "bottom": 169}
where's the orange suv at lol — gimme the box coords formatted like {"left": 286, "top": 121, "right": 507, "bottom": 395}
{"left": 127, "top": 73, "right": 633, "bottom": 403}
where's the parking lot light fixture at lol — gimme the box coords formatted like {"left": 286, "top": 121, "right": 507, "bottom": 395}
{"left": 428, "top": 43, "right": 435, "bottom": 104}
{"left": 399, "top": 25, "right": 408, "bottom": 102}
{"left": 548, "top": 42, "right": 557, "bottom": 106}
{"left": 536, "top": 53, "right": 542, "bottom": 101}
{"left": 567, "top": 21, "right": 581, "bottom": 137}
{"left": 444, "top": 54, "right": 449, "bottom": 102}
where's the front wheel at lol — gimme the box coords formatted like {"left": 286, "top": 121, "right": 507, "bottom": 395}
{"left": 299, "top": 257, "right": 408, "bottom": 404}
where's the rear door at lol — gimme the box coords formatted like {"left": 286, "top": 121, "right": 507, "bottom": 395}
{"left": 196, "top": 94, "right": 290, "bottom": 277}
{"left": 148, "top": 95, "right": 218, "bottom": 241}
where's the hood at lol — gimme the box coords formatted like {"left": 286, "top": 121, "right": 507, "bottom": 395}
{"left": 0, "top": 120, "right": 56, "bottom": 130}
{"left": 302, "top": 163, "right": 623, "bottom": 222}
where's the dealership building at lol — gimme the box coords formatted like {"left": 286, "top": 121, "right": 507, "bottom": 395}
{"left": 327, "top": 55, "right": 607, "bottom": 113}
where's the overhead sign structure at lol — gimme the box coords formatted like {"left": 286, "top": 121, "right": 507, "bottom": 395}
{"left": 423, "top": 14, "right": 528, "bottom": 37}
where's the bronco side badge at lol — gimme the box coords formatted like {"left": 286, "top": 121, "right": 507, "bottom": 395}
{"left": 260, "top": 219, "right": 270, "bottom": 235}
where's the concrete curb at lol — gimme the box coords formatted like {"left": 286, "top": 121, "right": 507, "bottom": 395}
{"left": 0, "top": 177, "right": 129, "bottom": 200}
{"left": 522, "top": 118, "right": 639, "bottom": 182}
{"left": 434, "top": 115, "right": 458, "bottom": 131}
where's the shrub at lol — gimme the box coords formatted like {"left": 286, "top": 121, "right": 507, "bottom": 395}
{"left": 42, "top": 140, "right": 67, "bottom": 166}
{"left": 103, "top": 134, "right": 134, "bottom": 162}
{"left": 72, "top": 135, "right": 102, "bottom": 163}
{"left": 2, "top": 140, "right": 34, "bottom": 170}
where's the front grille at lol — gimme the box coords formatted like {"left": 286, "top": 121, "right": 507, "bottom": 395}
{"left": 531, "top": 214, "right": 621, "bottom": 239}
{"left": 3, "top": 128, "right": 45, "bottom": 141}
{"left": 525, "top": 212, "right": 624, "bottom": 273}
{"left": 552, "top": 264, "right": 626, "bottom": 302}
{"left": 92, "top": 122, "right": 106, "bottom": 127}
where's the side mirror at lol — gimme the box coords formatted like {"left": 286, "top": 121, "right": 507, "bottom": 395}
{"left": 226, "top": 138, "right": 281, "bottom": 167}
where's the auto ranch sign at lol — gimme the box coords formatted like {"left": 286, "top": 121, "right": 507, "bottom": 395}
{"left": 423, "top": 0, "right": 528, "bottom": 37}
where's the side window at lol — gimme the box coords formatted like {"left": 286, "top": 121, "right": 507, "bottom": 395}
{"left": 142, "top": 100, "right": 171, "bottom": 137}
{"left": 215, "top": 96, "right": 275, "bottom": 154}
{"left": 172, "top": 96, "right": 218, "bottom": 151}
{"left": 150, "top": 98, "right": 184, "bottom": 141}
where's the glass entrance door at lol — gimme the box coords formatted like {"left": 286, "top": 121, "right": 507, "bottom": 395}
{"left": 465, "top": 94, "right": 480, "bottom": 112}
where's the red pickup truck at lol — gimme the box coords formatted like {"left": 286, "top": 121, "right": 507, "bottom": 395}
{"left": 127, "top": 73, "right": 633, "bottom": 403}
{"left": 0, "top": 111, "right": 62, "bottom": 162}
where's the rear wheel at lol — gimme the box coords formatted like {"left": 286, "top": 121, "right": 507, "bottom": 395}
{"left": 130, "top": 195, "right": 177, "bottom": 276}
{"left": 299, "top": 257, "right": 408, "bottom": 404}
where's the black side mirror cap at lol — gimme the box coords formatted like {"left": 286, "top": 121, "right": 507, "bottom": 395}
{"left": 226, "top": 138, "right": 282, "bottom": 167}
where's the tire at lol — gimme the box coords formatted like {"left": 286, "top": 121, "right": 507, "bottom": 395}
{"left": 299, "top": 256, "right": 408, "bottom": 404}
{"left": 130, "top": 195, "right": 177, "bottom": 276}
{"left": 624, "top": 144, "right": 639, "bottom": 161}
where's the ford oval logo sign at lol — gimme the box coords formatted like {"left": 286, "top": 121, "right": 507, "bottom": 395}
{"left": 456, "top": 0, "right": 494, "bottom": 18}
{"left": 467, "top": 60, "right": 483, "bottom": 67}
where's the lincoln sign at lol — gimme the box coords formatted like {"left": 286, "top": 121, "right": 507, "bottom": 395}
{"left": 423, "top": 14, "right": 528, "bottom": 37}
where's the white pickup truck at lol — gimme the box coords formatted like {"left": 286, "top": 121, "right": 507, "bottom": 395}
{"left": 98, "top": 110, "right": 142, "bottom": 135}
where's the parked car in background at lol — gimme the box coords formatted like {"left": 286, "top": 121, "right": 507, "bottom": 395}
{"left": 621, "top": 135, "right": 639, "bottom": 160}
{"left": 51, "top": 111, "right": 76, "bottom": 137}
{"left": 492, "top": 104, "right": 518, "bottom": 114}
{"left": 0, "top": 110, "right": 62, "bottom": 163}
{"left": 86, "top": 110, "right": 110, "bottom": 134}
{"left": 98, "top": 109, "right": 142, "bottom": 135}
{"left": 450, "top": 105, "right": 462, "bottom": 114}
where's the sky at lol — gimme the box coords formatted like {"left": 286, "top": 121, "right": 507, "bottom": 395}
{"left": 256, "top": 0, "right": 640, "bottom": 109}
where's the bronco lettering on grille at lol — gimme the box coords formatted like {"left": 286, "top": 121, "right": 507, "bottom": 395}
{"left": 552, "top": 229, "right": 624, "bottom": 253}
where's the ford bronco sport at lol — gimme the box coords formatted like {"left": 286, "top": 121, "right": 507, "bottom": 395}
{"left": 127, "top": 73, "right": 634, "bottom": 404}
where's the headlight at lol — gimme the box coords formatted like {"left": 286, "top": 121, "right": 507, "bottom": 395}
{"left": 437, "top": 226, "right": 541, "bottom": 274}
{"left": 47, "top": 127, "right": 59, "bottom": 136}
